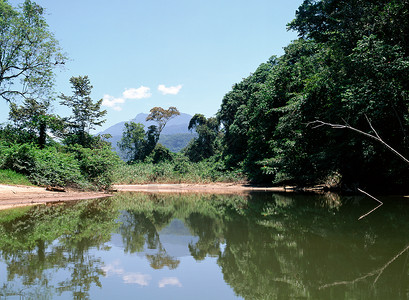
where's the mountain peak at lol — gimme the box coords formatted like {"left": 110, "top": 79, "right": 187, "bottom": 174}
{"left": 99, "top": 112, "right": 193, "bottom": 136}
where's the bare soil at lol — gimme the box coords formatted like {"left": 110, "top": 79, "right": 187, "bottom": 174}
{"left": 0, "top": 184, "right": 111, "bottom": 211}
{"left": 0, "top": 183, "right": 290, "bottom": 211}
{"left": 112, "top": 183, "right": 287, "bottom": 194}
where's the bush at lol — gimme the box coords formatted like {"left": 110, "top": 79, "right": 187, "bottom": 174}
{"left": 67, "top": 145, "right": 122, "bottom": 189}
{"left": 146, "top": 144, "right": 173, "bottom": 164}
{"left": 0, "top": 142, "right": 122, "bottom": 190}
{"left": 0, "top": 143, "right": 86, "bottom": 187}
{"left": 29, "top": 147, "right": 85, "bottom": 187}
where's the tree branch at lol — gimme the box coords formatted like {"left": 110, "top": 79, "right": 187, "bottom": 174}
{"left": 357, "top": 188, "right": 383, "bottom": 220}
{"left": 319, "top": 243, "right": 409, "bottom": 290}
{"left": 308, "top": 119, "right": 409, "bottom": 165}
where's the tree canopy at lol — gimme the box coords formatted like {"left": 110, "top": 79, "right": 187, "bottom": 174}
{"left": 59, "top": 76, "right": 107, "bottom": 147}
{"left": 117, "top": 122, "right": 145, "bottom": 162}
{"left": 146, "top": 106, "right": 180, "bottom": 136}
{"left": 217, "top": 0, "right": 409, "bottom": 190}
{"left": 0, "top": 0, "right": 66, "bottom": 102}
{"left": 185, "top": 114, "right": 220, "bottom": 162}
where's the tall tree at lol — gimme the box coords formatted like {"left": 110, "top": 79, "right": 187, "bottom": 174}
{"left": 59, "top": 76, "right": 107, "bottom": 147}
{"left": 146, "top": 106, "right": 180, "bottom": 136}
{"left": 9, "top": 98, "right": 63, "bottom": 148}
{"left": 0, "top": 0, "right": 66, "bottom": 102}
{"left": 184, "top": 114, "right": 220, "bottom": 162}
{"left": 117, "top": 122, "right": 145, "bottom": 162}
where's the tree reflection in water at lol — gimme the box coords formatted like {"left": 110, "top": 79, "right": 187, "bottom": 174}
{"left": 0, "top": 199, "right": 119, "bottom": 299}
{"left": 118, "top": 209, "right": 180, "bottom": 269}
{"left": 1, "top": 192, "right": 409, "bottom": 299}
{"left": 114, "top": 192, "right": 409, "bottom": 299}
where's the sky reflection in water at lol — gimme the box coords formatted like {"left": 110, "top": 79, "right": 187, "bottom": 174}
{"left": 0, "top": 192, "right": 408, "bottom": 299}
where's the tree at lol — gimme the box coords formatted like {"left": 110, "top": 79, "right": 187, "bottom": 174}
{"left": 217, "top": 58, "right": 276, "bottom": 168}
{"left": 117, "top": 122, "right": 145, "bottom": 162}
{"left": 184, "top": 114, "right": 220, "bottom": 162}
{"left": 0, "top": 0, "right": 66, "bottom": 102}
{"left": 8, "top": 98, "right": 63, "bottom": 148}
{"left": 216, "top": 0, "right": 409, "bottom": 190}
{"left": 59, "top": 76, "right": 107, "bottom": 147}
{"left": 146, "top": 106, "right": 180, "bottom": 137}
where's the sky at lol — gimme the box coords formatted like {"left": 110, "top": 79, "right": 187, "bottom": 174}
{"left": 4, "top": 0, "right": 303, "bottom": 132}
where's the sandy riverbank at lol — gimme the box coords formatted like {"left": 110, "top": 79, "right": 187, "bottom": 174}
{"left": 112, "top": 183, "right": 287, "bottom": 194}
{"left": 0, "top": 184, "right": 111, "bottom": 211}
{"left": 0, "top": 183, "right": 290, "bottom": 211}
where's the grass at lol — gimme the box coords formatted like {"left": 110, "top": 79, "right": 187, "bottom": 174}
{"left": 112, "top": 161, "right": 247, "bottom": 185}
{"left": 0, "top": 169, "right": 34, "bottom": 186}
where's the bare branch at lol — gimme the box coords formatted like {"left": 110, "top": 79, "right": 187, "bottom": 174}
{"left": 308, "top": 120, "right": 409, "bottom": 165}
{"left": 365, "top": 115, "right": 381, "bottom": 140}
{"left": 319, "top": 243, "right": 409, "bottom": 290}
{"left": 357, "top": 188, "right": 383, "bottom": 220}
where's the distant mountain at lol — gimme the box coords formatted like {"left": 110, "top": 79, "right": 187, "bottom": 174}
{"left": 98, "top": 113, "right": 196, "bottom": 155}
{"left": 99, "top": 113, "right": 194, "bottom": 136}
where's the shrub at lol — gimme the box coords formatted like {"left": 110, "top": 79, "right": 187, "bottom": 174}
{"left": 146, "top": 143, "right": 173, "bottom": 164}
{"left": 0, "top": 143, "right": 86, "bottom": 187}
{"left": 0, "top": 142, "right": 121, "bottom": 190}
{"left": 67, "top": 145, "right": 122, "bottom": 189}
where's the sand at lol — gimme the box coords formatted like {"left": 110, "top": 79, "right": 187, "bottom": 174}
{"left": 0, "top": 183, "right": 289, "bottom": 211}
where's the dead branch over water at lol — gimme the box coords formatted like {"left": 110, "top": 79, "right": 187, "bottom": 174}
{"left": 357, "top": 188, "right": 383, "bottom": 220}
{"left": 319, "top": 243, "right": 409, "bottom": 290}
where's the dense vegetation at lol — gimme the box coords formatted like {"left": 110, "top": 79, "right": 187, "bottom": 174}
{"left": 1, "top": 0, "right": 408, "bottom": 192}
{"left": 119, "top": 0, "right": 409, "bottom": 191}
{"left": 216, "top": 0, "right": 409, "bottom": 191}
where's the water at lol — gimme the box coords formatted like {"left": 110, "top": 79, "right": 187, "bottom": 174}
{"left": 0, "top": 192, "right": 408, "bottom": 299}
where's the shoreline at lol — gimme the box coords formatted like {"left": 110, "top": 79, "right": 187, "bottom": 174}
{"left": 0, "top": 183, "right": 290, "bottom": 211}
{"left": 0, "top": 182, "right": 335, "bottom": 211}
{"left": 0, "top": 184, "right": 111, "bottom": 211}
{"left": 112, "top": 183, "right": 288, "bottom": 194}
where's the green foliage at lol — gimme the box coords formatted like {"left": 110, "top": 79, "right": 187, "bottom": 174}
{"left": 8, "top": 98, "right": 64, "bottom": 148}
{"left": 217, "top": 58, "right": 276, "bottom": 169}
{"left": 0, "top": 142, "right": 121, "bottom": 189}
{"left": 66, "top": 144, "right": 122, "bottom": 189}
{"left": 112, "top": 157, "right": 245, "bottom": 184}
{"left": 184, "top": 114, "right": 221, "bottom": 162}
{"left": 146, "top": 143, "right": 173, "bottom": 164}
{"left": 0, "top": 0, "right": 67, "bottom": 102}
{"left": 217, "top": 0, "right": 409, "bottom": 190}
{"left": 0, "top": 143, "right": 85, "bottom": 187}
{"left": 117, "top": 121, "right": 146, "bottom": 161}
{"left": 59, "top": 76, "right": 107, "bottom": 147}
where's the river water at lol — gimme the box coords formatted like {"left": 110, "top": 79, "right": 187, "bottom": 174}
{"left": 0, "top": 192, "right": 408, "bottom": 299}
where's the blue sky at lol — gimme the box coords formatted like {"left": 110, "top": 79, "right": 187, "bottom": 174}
{"left": 4, "top": 0, "right": 303, "bottom": 132}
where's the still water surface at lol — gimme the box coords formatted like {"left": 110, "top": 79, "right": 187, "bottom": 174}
{"left": 0, "top": 192, "right": 408, "bottom": 299}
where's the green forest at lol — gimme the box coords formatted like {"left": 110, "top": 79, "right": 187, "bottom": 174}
{"left": 1, "top": 0, "right": 409, "bottom": 192}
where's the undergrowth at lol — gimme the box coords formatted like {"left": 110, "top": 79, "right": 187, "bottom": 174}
{"left": 112, "top": 159, "right": 246, "bottom": 184}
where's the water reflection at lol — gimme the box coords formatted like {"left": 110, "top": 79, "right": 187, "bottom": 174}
{"left": 0, "top": 199, "right": 119, "bottom": 299}
{"left": 0, "top": 192, "right": 408, "bottom": 299}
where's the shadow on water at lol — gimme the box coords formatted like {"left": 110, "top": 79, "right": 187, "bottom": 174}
{"left": 0, "top": 192, "right": 409, "bottom": 299}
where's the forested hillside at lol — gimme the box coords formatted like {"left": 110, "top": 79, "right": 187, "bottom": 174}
{"left": 99, "top": 113, "right": 196, "bottom": 154}
{"left": 217, "top": 0, "right": 409, "bottom": 191}
{"left": 1, "top": 0, "right": 408, "bottom": 192}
